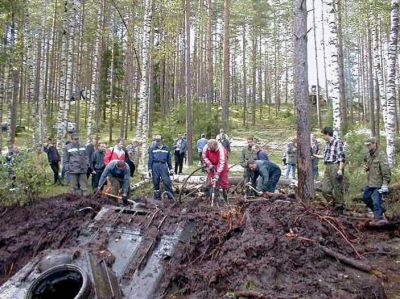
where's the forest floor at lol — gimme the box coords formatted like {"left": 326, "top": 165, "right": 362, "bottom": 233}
{"left": 0, "top": 191, "right": 399, "bottom": 298}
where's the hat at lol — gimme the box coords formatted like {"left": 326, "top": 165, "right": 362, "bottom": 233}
{"left": 154, "top": 135, "right": 162, "bottom": 141}
{"left": 71, "top": 133, "right": 80, "bottom": 140}
{"left": 364, "top": 137, "right": 377, "bottom": 145}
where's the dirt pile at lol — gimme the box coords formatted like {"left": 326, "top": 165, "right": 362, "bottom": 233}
{"left": 162, "top": 195, "right": 399, "bottom": 299}
{"left": 0, "top": 194, "right": 115, "bottom": 285}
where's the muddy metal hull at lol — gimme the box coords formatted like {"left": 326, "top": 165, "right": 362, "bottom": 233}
{"left": 0, "top": 205, "right": 195, "bottom": 299}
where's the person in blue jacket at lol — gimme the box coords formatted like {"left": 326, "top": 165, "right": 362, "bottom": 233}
{"left": 196, "top": 133, "right": 208, "bottom": 167}
{"left": 248, "top": 159, "right": 281, "bottom": 194}
{"left": 148, "top": 135, "right": 174, "bottom": 200}
{"left": 97, "top": 160, "right": 131, "bottom": 205}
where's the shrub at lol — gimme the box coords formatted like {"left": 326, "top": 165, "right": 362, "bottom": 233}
{"left": 0, "top": 151, "right": 51, "bottom": 205}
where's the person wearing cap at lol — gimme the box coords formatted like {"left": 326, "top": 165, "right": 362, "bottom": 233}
{"left": 97, "top": 160, "right": 131, "bottom": 206}
{"left": 63, "top": 134, "right": 89, "bottom": 196}
{"left": 363, "top": 137, "right": 391, "bottom": 225}
{"left": 314, "top": 127, "right": 346, "bottom": 211}
{"left": 148, "top": 135, "right": 174, "bottom": 200}
{"left": 216, "top": 128, "right": 231, "bottom": 152}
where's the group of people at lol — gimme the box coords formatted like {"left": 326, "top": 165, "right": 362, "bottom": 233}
{"left": 6, "top": 124, "right": 389, "bottom": 225}
{"left": 42, "top": 135, "right": 140, "bottom": 205}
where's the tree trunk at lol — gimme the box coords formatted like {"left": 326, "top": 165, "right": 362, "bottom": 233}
{"left": 251, "top": 34, "right": 256, "bottom": 126}
{"left": 221, "top": 0, "right": 231, "bottom": 129}
{"left": 294, "top": 0, "right": 314, "bottom": 200}
{"left": 312, "top": 0, "right": 321, "bottom": 128}
{"left": 386, "top": 0, "right": 399, "bottom": 167}
{"left": 367, "top": 27, "right": 376, "bottom": 137}
{"left": 321, "top": 0, "right": 330, "bottom": 104}
{"left": 242, "top": 25, "right": 247, "bottom": 127}
{"left": 185, "top": 0, "right": 193, "bottom": 165}
{"left": 327, "top": 0, "right": 342, "bottom": 137}
{"left": 336, "top": 0, "right": 347, "bottom": 134}
{"left": 136, "top": 0, "right": 153, "bottom": 174}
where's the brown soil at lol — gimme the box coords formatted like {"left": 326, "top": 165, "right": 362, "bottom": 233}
{"left": 160, "top": 194, "right": 400, "bottom": 299}
{"left": 0, "top": 194, "right": 115, "bottom": 285}
{"left": 0, "top": 193, "right": 399, "bottom": 299}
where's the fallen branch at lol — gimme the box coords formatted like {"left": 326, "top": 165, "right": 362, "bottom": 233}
{"left": 320, "top": 245, "right": 384, "bottom": 278}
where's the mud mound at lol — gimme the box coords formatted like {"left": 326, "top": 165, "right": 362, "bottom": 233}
{"left": 0, "top": 194, "right": 115, "bottom": 285}
{"left": 163, "top": 196, "right": 395, "bottom": 298}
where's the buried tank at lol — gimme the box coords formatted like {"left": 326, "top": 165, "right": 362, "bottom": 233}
{"left": 0, "top": 204, "right": 196, "bottom": 299}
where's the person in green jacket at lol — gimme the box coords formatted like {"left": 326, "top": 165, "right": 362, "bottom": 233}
{"left": 240, "top": 137, "right": 257, "bottom": 185}
{"left": 363, "top": 137, "right": 391, "bottom": 226}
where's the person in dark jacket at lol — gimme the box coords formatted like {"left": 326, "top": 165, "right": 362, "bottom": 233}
{"left": 64, "top": 134, "right": 89, "bottom": 196}
{"left": 97, "top": 160, "right": 131, "bottom": 205}
{"left": 173, "top": 133, "right": 188, "bottom": 174}
{"left": 92, "top": 143, "right": 106, "bottom": 189}
{"left": 44, "top": 138, "right": 61, "bottom": 184}
{"left": 253, "top": 144, "right": 269, "bottom": 161}
{"left": 86, "top": 136, "right": 96, "bottom": 179}
{"left": 248, "top": 160, "right": 281, "bottom": 194}
{"left": 148, "top": 135, "right": 174, "bottom": 200}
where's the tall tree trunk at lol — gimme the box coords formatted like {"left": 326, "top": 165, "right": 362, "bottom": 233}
{"left": 136, "top": 0, "right": 153, "bottom": 174}
{"left": 327, "top": 0, "right": 342, "bottom": 137}
{"left": 294, "top": 0, "right": 314, "bottom": 200}
{"left": 386, "top": 0, "right": 399, "bottom": 167}
{"left": 312, "top": 0, "right": 321, "bottom": 128}
{"left": 185, "top": 0, "right": 193, "bottom": 165}
{"left": 207, "top": 0, "right": 214, "bottom": 109}
{"left": 367, "top": 27, "right": 376, "bottom": 137}
{"left": 251, "top": 34, "right": 256, "bottom": 126}
{"left": 221, "top": 0, "right": 230, "bottom": 129}
{"left": 321, "top": 0, "right": 330, "bottom": 104}
{"left": 242, "top": 25, "right": 247, "bottom": 127}
{"left": 336, "top": 0, "right": 347, "bottom": 133}
{"left": 87, "top": 12, "right": 101, "bottom": 138}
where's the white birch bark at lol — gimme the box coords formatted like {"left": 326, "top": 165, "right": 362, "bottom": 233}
{"left": 373, "top": 25, "right": 385, "bottom": 133}
{"left": 326, "top": 0, "right": 341, "bottom": 137}
{"left": 87, "top": 11, "right": 101, "bottom": 138}
{"left": 136, "top": 0, "right": 153, "bottom": 174}
{"left": 386, "top": 0, "right": 399, "bottom": 167}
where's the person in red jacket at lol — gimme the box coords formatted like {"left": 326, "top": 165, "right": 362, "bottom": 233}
{"left": 104, "top": 138, "right": 126, "bottom": 165}
{"left": 202, "top": 139, "right": 229, "bottom": 201}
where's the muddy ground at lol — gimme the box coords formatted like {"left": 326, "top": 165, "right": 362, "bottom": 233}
{"left": 0, "top": 193, "right": 399, "bottom": 298}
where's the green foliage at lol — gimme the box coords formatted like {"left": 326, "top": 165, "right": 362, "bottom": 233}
{"left": 0, "top": 151, "right": 51, "bottom": 205}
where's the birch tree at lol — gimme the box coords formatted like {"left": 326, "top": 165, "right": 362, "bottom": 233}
{"left": 136, "top": 0, "right": 153, "bottom": 174}
{"left": 386, "top": 0, "right": 399, "bottom": 167}
{"left": 326, "top": 0, "right": 341, "bottom": 137}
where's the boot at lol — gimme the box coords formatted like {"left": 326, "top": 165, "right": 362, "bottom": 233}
{"left": 154, "top": 190, "right": 161, "bottom": 200}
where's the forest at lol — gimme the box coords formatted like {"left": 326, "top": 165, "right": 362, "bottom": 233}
{"left": 0, "top": 0, "right": 400, "bottom": 298}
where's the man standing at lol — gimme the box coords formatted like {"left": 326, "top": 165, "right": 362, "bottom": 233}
{"left": 64, "top": 134, "right": 89, "bottom": 196}
{"left": 311, "top": 134, "right": 320, "bottom": 179}
{"left": 363, "top": 138, "right": 391, "bottom": 225}
{"left": 282, "top": 138, "right": 297, "bottom": 181}
{"left": 202, "top": 139, "right": 229, "bottom": 200}
{"left": 92, "top": 143, "right": 106, "bottom": 189}
{"left": 253, "top": 144, "right": 269, "bottom": 161}
{"left": 173, "top": 133, "right": 188, "bottom": 174}
{"left": 315, "top": 127, "right": 346, "bottom": 210}
{"left": 216, "top": 128, "right": 231, "bottom": 152}
{"left": 240, "top": 137, "right": 257, "bottom": 185}
{"left": 196, "top": 133, "right": 208, "bottom": 166}
{"left": 148, "top": 135, "right": 174, "bottom": 200}
{"left": 86, "top": 136, "right": 96, "bottom": 179}
{"left": 248, "top": 160, "right": 281, "bottom": 195}
{"left": 44, "top": 138, "right": 61, "bottom": 184}
{"left": 126, "top": 139, "right": 140, "bottom": 177}
{"left": 97, "top": 160, "right": 131, "bottom": 206}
